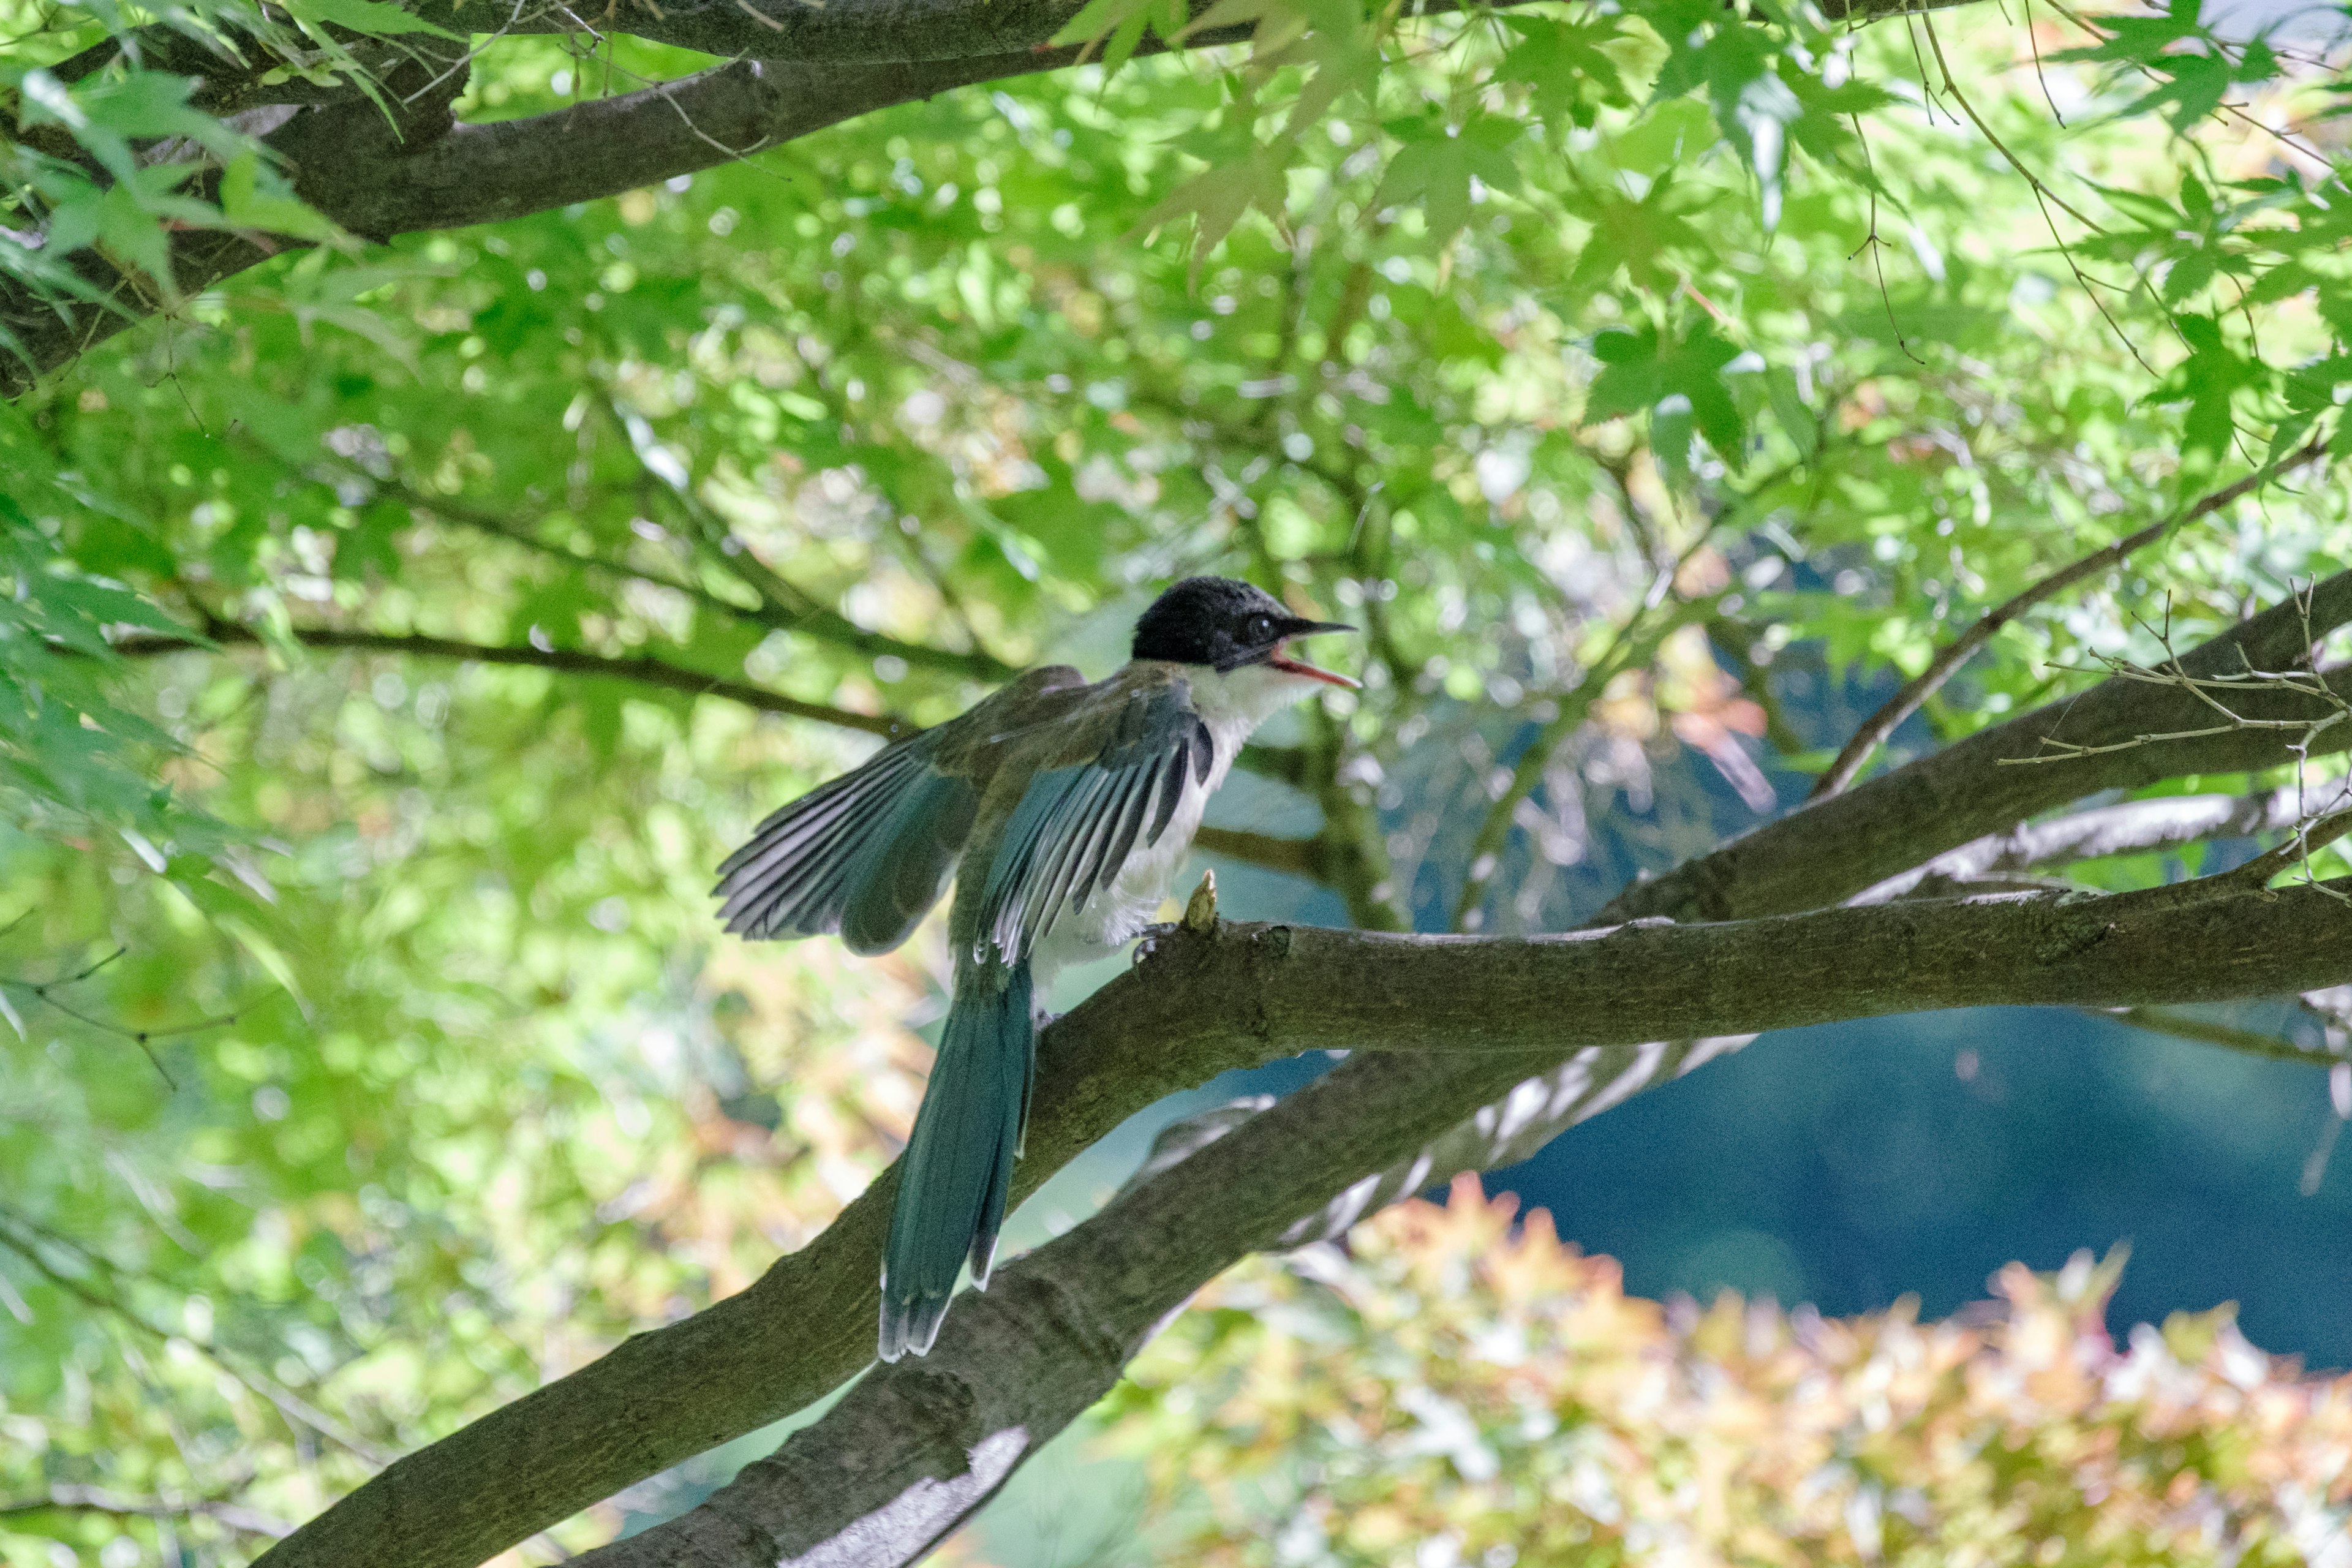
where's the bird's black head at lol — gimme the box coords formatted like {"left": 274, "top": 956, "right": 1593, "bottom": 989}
{"left": 1131, "top": 576, "right": 1357, "bottom": 685}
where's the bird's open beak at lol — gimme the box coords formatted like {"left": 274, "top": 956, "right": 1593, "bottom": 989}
{"left": 1268, "top": 619, "right": 1361, "bottom": 689}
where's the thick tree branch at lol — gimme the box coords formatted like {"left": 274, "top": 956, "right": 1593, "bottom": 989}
{"left": 1810, "top": 438, "right": 2332, "bottom": 800}
{"left": 1605, "top": 570, "right": 2352, "bottom": 924}
{"left": 3, "top": 48, "right": 1122, "bottom": 395}
{"left": 251, "top": 572, "right": 2352, "bottom": 1568}
{"left": 600, "top": 574, "right": 2352, "bottom": 1564}
{"left": 584, "top": 874, "right": 2352, "bottom": 1568}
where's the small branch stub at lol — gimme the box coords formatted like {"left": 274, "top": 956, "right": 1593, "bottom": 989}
{"left": 1182, "top": 869, "right": 1219, "bottom": 934}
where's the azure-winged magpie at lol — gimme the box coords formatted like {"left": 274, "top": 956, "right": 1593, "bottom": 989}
{"left": 715, "top": 576, "right": 1357, "bottom": 1359}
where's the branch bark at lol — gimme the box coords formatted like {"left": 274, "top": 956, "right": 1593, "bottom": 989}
{"left": 4, "top": 48, "right": 1122, "bottom": 395}
{"left": 584, "top": 874, "right": 2352, "bottom": 1568}
{"left": 595, "top": 573, "right": 2352, "bottom": 1564}
{"left": 248, "top": 571, "right": 2352, "bottom": 1568}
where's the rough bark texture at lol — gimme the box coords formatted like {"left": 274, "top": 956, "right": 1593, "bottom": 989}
{"left": 579, "top": 577, "right": 2352, "bottom": 1568}
{"left": 585, "top": 878, "right": 2352, "bottom": 1568}
{"left": 243, "top": 576, "right": 2352, "bottom": 1568}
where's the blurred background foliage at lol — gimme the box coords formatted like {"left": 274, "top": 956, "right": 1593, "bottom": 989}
{"left": 1108, "top": 1177, "right": 2352, "bottom": 1568}
{"left": 1, "top": 0, "right": 2351, "bottom": 1557}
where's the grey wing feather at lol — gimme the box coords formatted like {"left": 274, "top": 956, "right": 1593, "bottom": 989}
{"left": 976, "top": 681, "right": 1207, "bottom": 965}
{"left": 715, "top": 735, "right": 976, "bottom": 955}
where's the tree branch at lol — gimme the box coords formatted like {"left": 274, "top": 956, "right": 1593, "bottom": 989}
{"left": 251, "top": 573, "right": 2352, "bottom": 1568}
{"left": 1607, "top": 570, "right": 2352, "bottom": 924}
{"left": 592, "top": 575, "right": 2352, "bottom": 1565}
{"left": 0, "top": 1483, "right": 293, "bottom": 1538}
{"left": 1810, "top": 437, "right": 2332, "bottom": 800}
{"left": 121, "top": 624, "right": 1357, "bottom": 880}
{"left": 380, "top": 477, "right": 1014, "bottom": 682}
{"left": 7, "top": 0, "right": 2014, "bottom": 399}
{"left": 601, "top": 398, "right": 1020, "bottom": 682}
{"left": 2106, "top": 1004, "right": 2350, "bottom": 1068}
{"left": 1852, "top": 779, "right": 2348, "bottom": 903}
{"left": 1450, "top": 583, "right": 1706, "bottom": 930}
{"left": 582, "top": 874, "right": 2352, "bottom": 1568}
{"left": 114, "top": 622, "right": 918, "bottom": 740}
{"left": 1191, "top": 825, "right": 1327, "bottom": 879}
{"left": 3, "top": 48, "right": 1125, "bottom": 396}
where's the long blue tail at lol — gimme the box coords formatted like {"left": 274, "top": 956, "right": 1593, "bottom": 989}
{"left": 879, "top": 963, "right": 1035, "bottom": 1362}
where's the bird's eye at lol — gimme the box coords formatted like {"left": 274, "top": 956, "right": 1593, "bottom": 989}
{"left": 1249, "top": 614, "right": 1274, "bottom": 643}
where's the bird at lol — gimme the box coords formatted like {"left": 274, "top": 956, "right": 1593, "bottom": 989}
{"left": 713, "top": 576, "right": 1357, "bottom": 1360}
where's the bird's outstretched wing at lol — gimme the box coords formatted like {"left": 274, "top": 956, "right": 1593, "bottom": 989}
{"left": 973, "top": 674, "right": 1212, "bottom": 967}
{"left": 713, "top": 666, "right": 1087, "bottom": 955}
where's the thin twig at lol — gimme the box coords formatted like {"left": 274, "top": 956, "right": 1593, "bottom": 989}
{"left": 1811, "top": 435, "right": 2329, "bottom": 799}
{"left": 1450, "top": 538, "right": 1716, "bottom": 930}
{"left": 2103, "top": 1005, "right": 2348, "bottom": 1069}
{"left": 115, "top": 620, "right": 917, "bottom": 741}
{"left": 0, "top": 1484, "right": 292, "bottom": 1537}
{"left": 0, "top": 1212, "right": 388, "bottom": 1465}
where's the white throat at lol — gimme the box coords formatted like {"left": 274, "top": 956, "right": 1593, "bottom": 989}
{"left": 1186, "top": 662, "right": 1330, "bottom": 742}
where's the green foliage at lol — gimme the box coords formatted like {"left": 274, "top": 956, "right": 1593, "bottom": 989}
{"left": 1110, "top": 1179, "right": 2352, "bottom": 1567}
{"left": 0, "top": 0, "right": 2349, "bottom": 1558}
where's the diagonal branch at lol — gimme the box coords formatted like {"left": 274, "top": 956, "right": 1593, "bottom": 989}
{"left": 3, "top": 48, "right": 1136, "bottom": 396}
{"left": 2108, "top": 1004, "right": 2350, "bottom": 1068}
{"left": 582, "top": 873, "right": 2352, "bottom": 1568}
{"left": 370, "top": 474, "right": 1005, "bottom": 682}
{"left": 1610, "top": 570, "right": 2352, "bottom": 924}
{"left": 249, "top": 571, "right": 2352, "bottom": 1568}
{"left": 1852, "top": 778, "right": 2350, "bottom": 903}
{"left": 1449, "top": 577, "right": 1709, "bottom": 931}
{"left": 1811, "top": 436, "right": 2332, "bottom": 800}
{"left": 591, "top": 576, "right": 2352, "bottom": 1564}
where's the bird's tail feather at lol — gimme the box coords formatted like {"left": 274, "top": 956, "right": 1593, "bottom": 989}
{"left": 878, "top": 964, "right": 1035, "bottom": 1362}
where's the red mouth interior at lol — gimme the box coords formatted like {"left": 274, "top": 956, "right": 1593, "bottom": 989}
{"left": 1270, "top": 649, "right": 1362, "bottom": 689}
